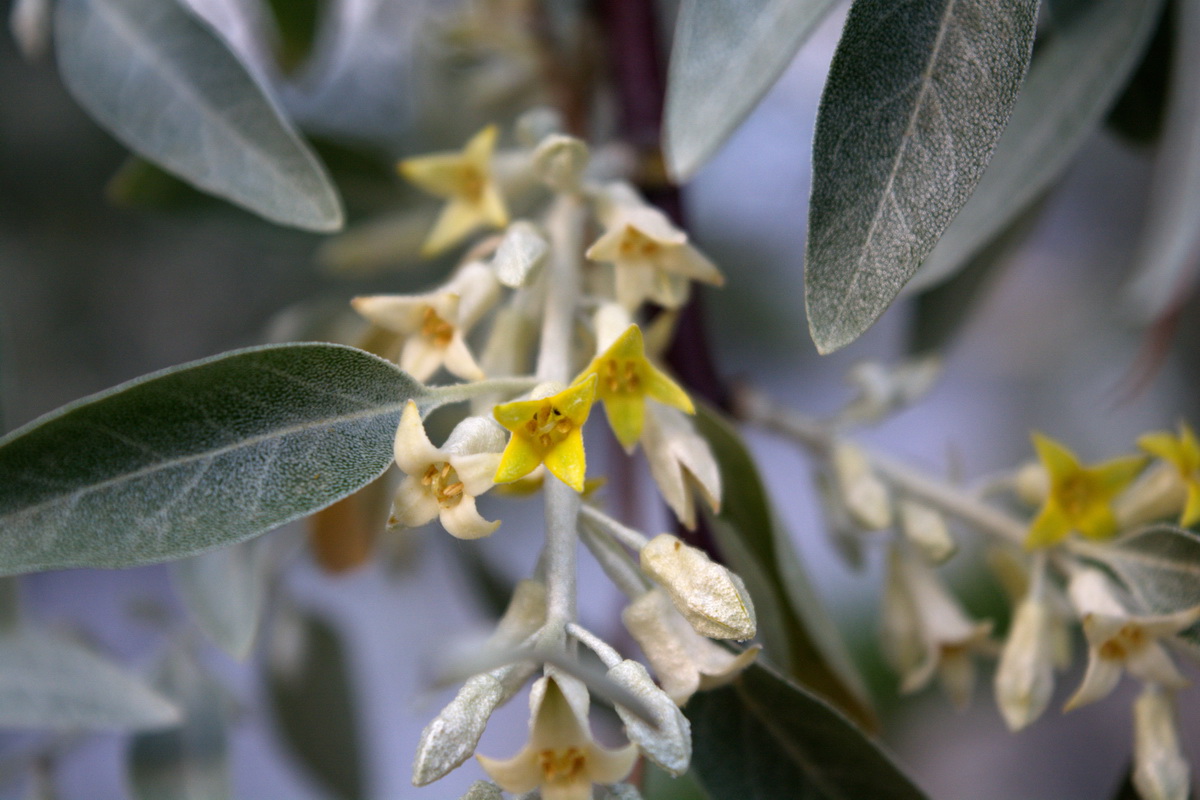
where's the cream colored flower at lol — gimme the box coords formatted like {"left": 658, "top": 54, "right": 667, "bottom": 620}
{"left": 994, "top": 596, "right": 1056, "bottom": 731}
{"left": 1064, "top": 569, "right": 1200, "bottom": 711}
{"left": 622, "top": 588, "right": 760, "bottom": 706}
{"left": 586, "top": 184, "right": 723, "bottom": 310}
{"left": 476, "top": 675, "right": 638, "bottom": 800}
{"left": 1133, "top": 684, "right": 1191, "bottom": 800}
{"left": 390, "top": 401, "right": 504, "bottom": 539}
{"left": 640, "top": 404, "right": 721, "bottom": 530}
{"left": 640, "top": 534, "right": 755, "bottom": 640}
{"left": 399, "top": 125, "right": 509, "bottom": 256}
{"left": 352, "top": 262, "right": 500, "bottom": 381}
{"left": 881, "top": 543, "right": 994, "bottom": 708}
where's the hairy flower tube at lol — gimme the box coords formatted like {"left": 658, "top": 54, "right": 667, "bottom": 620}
{"left": 399, "top": 125, "right": 509, "bottom": 255}
{"left": 574, "top": 324, "right": 694, "bottom": 450}
{"left": 352, "top": 262, "right": 500, "bottom": 382}
{"left": 1025, "top": 433, "right": 1145, "bottom": 548}
{"left": 639, "top": 534, "right": 756, "bottom": 641}
{"left": 1138, "top": 422, "right": 1200, "bottom": 526}
{"left": 390, "top": 401, "right": 504, "bottom": 539}
{"left": 476, "top": 674, "right": 638, "bottom": 800}
{"left": 493, "top": 376, "right": 597, "bottom": 492}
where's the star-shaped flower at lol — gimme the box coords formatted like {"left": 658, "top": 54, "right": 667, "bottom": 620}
{"left": 585, "top": 191, "right": 723, "bottom": 310}
{"left": 390, "top": 401, "right": 504, "bottom": 539}
{"left": 476, "top": 674, "right": 638, "bottom": 800}
{"left": 399, "top": 125, "right": 509, "bottom": 256}
{"left": 493, "top": 377, "right": 597, "bottom": 492}
{"left": 1025, "top": 433, "right": 1146, "bottom": 549}
{"left": 1138, "top": 422, "right": 1200, "bottom": 526}
{"left": 1064, "top": 569, "right": 1200, "bottom": 710}
{"left": 351, "top": 262, "right": 499, "bottom": 382}
{"left": 573, "top": 324, "right": 693, "bottom": 451}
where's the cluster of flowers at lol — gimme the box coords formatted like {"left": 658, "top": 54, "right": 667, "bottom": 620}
{"left": 346, "top": 120, "right": 756, "bottom": 799}
{"left": 782, "top": 372, "right": 1200, "bottom": 800}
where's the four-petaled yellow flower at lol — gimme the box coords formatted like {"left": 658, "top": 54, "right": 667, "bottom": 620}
{"left": 573, "top": 324, "right": 693, "bottom": 451}
{"left": 1025, "top": 433, "right": 1146, "bottom": 549}
{"left": 1138, "top": 422, "right": 1200, "bottom": 526}
{"left": 476, "top": 675, "right": 638, "bottom": 800}
{"left": 399, "top": 125, "right": 509, "bottom": 256}
{"left": 493, "top": 376, "right": 597, "bottom": 492}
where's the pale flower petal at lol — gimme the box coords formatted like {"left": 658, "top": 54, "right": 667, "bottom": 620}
{"left": 1133, "top": 685, "right": 1191, "bottom": 800}
{"left": 1064, "top": 650, "right": 1123, "bottom": 711}
{"left": 439, "top": 494, "right": 500, "bottom": 540}
{"left": 442, "top": 332, "right": 487, "bottom": 381}
{"left": 401, "top": 336, "right": 450, "bottom": 382}
{"left": 394, "top": 401, "right": 442, "bottom": 474}
{"left": 452, "top": 452, "right": 504, "bottom": 497}
{"left": 391, "top": 476, "right": 440, "bottom": 529}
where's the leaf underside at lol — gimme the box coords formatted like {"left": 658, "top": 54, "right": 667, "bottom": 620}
{"left": 664, "top": 0, "right": 840, "bottom": 181}
{"left": 55, "top": 0, "right": 343, "bottom": 231}
{"left": 0, "top": 343, "right": 423, "bottom": 574}
{"left": 805, "top": 0, "right": 1038, "bottom": 353}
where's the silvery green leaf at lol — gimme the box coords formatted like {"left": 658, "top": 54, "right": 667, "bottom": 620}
{"left": 805, "top": 0, "right": 1038, "bottom": 353}
{"left": 268, "top": 614, "right": 363, "bottom": 800}
{"left": 128, "top": 648, "right": 230, "bottom": 800}
{"left": 1123, "top": 0, "right": 1200, "bottom": 322}
{"left": 54, "top": 0, "right": 343, "bottom": 231}
{"left": 910, "top": 0, "right": 1165, "bottom": 292}
{"left": 492, "top": 221, "right": 549, "bottom": 288}
{"left": 0, "top": 343, "right": 429, "bottom": 575}
{"left": 663, "top": 0, "right": 840, "bottom": 181}
{"left": 1080, "top": 526, "right": 1200, "bottom": 649}
{"left": 172, "top": 537, "right": 271, "bottom": 660}
{"left": 695, "top": 407, "right": 876, "bottom": 731}
{"left": 688, "top": 660, "right": 929, "bottom": 800}
{"left": 412, "top": 673, "right": 505, "bottom": 787}
{"left": 0, "top": 632, "right": 179, "bottom": 730}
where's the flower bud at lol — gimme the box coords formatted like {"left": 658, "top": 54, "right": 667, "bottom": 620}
{"left": 413, "top": 673, "right": 505, "bottom": 786}
{"left": 533, "top": 134, "right": 590, "bottom": 192}
{"left": 1133, "top": 685, "right": 1191, "bottom": 800}
{"left": 832, "top": 443, "right": 892, "bottom": 530}
{"left": 607, "top": 660, "right": 691, "bottom": 776}
{"left": 1014, "top": 461, "right": 1048, "bottom": 507}
{"left": 899, "top": 499, "right": 956, "bottom": 563}
{"left": 491, "top": 221, "right": 548, "bottom": 288}
{"left": 640, "top": 534, "right": 756, "bottom": 640}
{"left": 1114, "top": 460, "right": 1188, "bottom": 530}
{"left": 994, "top": 598, "right": 1055, "bottom": 731}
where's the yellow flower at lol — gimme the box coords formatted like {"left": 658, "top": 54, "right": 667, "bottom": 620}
{"left": 1138, "top": 422, "right": 1200, "bottom": 526}
{"left": 573, "top": 325, "right": 693, "bottom": 451}
{"left": 476, "top": 675, "right": 638, "bottom": 800}
{"left": 1025, "top": 433, "right": 1146, "bottom": 549}
{"left": 493, "top": 377, "right": 597, "bottom": 492}
{"left": 399, "top": 125, "right": 509, "bottom": 256}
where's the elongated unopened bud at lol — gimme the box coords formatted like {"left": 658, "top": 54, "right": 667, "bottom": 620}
{"left": 640, "top": 534, "right": 756, "bottom": 640}
{"left": 1133, "top": 685, "right": 1191, "bottom": 800}
{"left": 607, "top": 660, "right": 691, "bottom": 776}
{"left": 1014, "top": 462, "right": 1048, "bottom": 507}
{"left": 994, "top": 598, "right": 1055, "bottom": 731}
{"left": 533, "top": 134, "right": 590, "bottom": 192}
{"left": 1114, "top": 461, "right": 1189, "bottom": 530}
{"left": 899, "top": 499, "right": 956, "bottom": 563}
{"left": 413, "top": 674, "right": 505, "bottom": 786}
{"left": 832, "top": 443, "right": 892, "bottom": 530}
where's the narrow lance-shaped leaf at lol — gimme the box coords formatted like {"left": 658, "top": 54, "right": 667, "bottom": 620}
{"left": 0, "top": 631, "right": 179, "bottom": 730}
{"left": 0, "top": 343, "right": 429, "bottom": 575}
{"left": 1123, "top": 0, "right": 1200, "bottom": 322}
{"left": 805, "top": 0, "right": 1038, "bottom": 353}
{"left": 172, "top": 536, "right": 272, "bottom": 660}
{"left": 1080, "top": 525, "right": 1200, "bottom": 650}
{"left": 687, "top": 659, "right": 929, "bottom": 800}
{"left": 663, "top": 0, "right": 840, "bottom": 181}
{"left": 909, "top": 0, "right": 1166, "bottom": 292}
{"left": 695, "top": 406, "right": 876, "bottom": 731}
{"left": 128, "top": 647, "right": 230, "bottom": 800}
{"left": 54, "top": 0, "right": 343, "bottom": 231}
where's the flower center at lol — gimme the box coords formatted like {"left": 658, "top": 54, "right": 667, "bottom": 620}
{"left": 421, "top": 307, "right": 456, "bottom": 348}
{"left": 538, "top": 747, "right": 586, "bottom": 783}
{"left": 523, "top": 403, "right": 574, "bottom": 450}
{"left": 601, "top": 358, "right": 641, "bottom": 396}
{"left": 617, "top": 227, "right": 662, "bottom": 259}
{"left": 1057, "top": 475, "right": 1094, "bottom": 517}
{"left": 1098, "top": 623, "right": 1148, "bottom": 661}
{"left": 456, "top": 165, "right": 485, "bottom": 203}
{"left": 422, "top": 461, "right": 465, "bottom": 508}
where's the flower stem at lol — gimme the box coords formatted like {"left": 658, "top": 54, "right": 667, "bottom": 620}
{"left": 579, "top": 504, "right": 650, "bottom": 550}
{"left": 739, "top": 385, "right": 1027, "bottom": 545}
{"left": 422, "top": 376, "right": 539, "bottom": 406}
{"left": 579, "top": 521, "right": 649, "bottom": 599}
